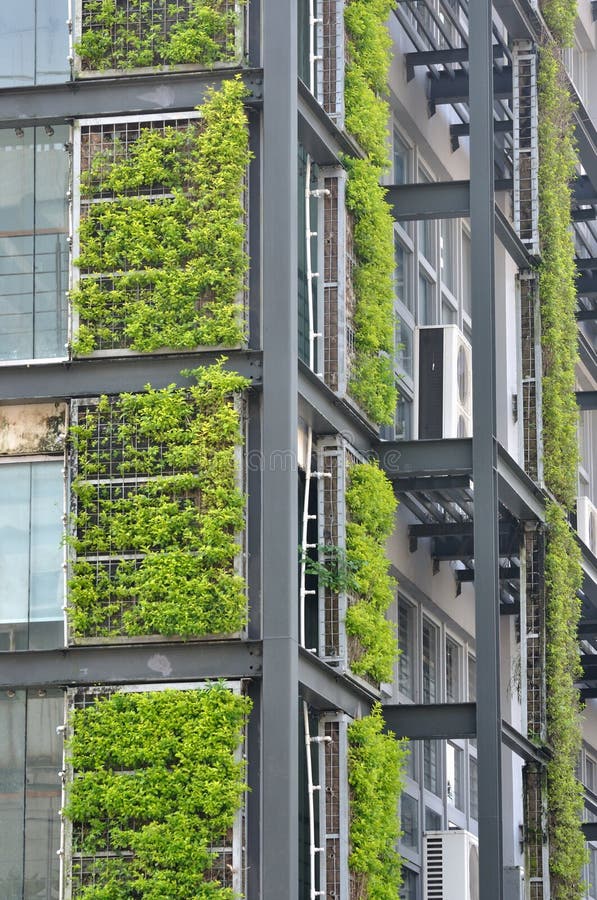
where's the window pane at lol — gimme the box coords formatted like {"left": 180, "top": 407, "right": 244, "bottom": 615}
{"left": 470, "top": 757, "right": 479, "bottom": 820}
{"left": 36, "top": 3, "right": 70, "bottom": 85}
{"left": 446, "top": 638, "right": 460, "bottom": 703}
{"left": 425, "top": 807, "right": 442, "bottom": 832}
{"left": 394, "top": 133, "right": 410, "bottom": 185}
{"left": 0, "top": 3, "right": 68, "bottom": 88}
{"left": 468, "top": 654, "right": 477, "bottom": 702}
{"left": 440, "top": 220, "right": 455, "bottom": 294}
{"left": 419, "top": 274, "right": 434, "bottom": 326}
{"left": 398, "top": 598, "right": 416, "bottom": 699}
{"left": 400, "top": 793, "right": 419, "bottom": 850}
{"left": 396, "top": 396, "right": 413, "bottom": 441}
{"left": 395, "top": 237, "right": 413, "bottom": 314}
{"left": 588, "top": 758, "right": 596, "bottom": 793}
{"left": 422, "top": 618, "right": 438, "bottom": 703}
{"left": 396, "top": 319, "right": 413, "bottom": 378}
{"left": 446, "top": 742, "right": 463, "bottom": 809}
{"left": 462, "top": 231, "right": 472, "bottom": 318}
{"left": 442, "top": 297, "right": 457, "bottom": 325}
{"left": 0, "top": 690, "right": 26, "bottom": 898}
{"left": 424, "top": 739, "right": 440, "bottom": 795}
{"left": 400, "top": 867, "right": 418, "bottom": 900}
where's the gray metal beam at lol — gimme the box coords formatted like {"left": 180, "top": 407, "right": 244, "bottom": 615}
{"left": 0, "top": 350, "right": 263, "bottom": 402}
{"left": 450, "top": 119, "right": 512, "bottom": 151}
{"left": 405, "top": 45, "right": 504, "bottom": 81}
{"left": 577, "top": 391, "right": 597, "bottom": 410}
{"left": 298, "top": 650, "right": 373, "bottom": 720}
{"left": 0, "top": 640, "right": 262, "bottom": 689}
{"left": 383, "top": 703, "right": 476, "bottom": 739}
{"left": 297, "top": 79, "right": 359, "bottom": 165}
{"left": 573, "top": 208, "right": 597, "bottom": 222}
{"left": 298, "top": 362, "right": 377, "bottom": 457}
{"left": 582, "top": 822, "right": 597, "bottom": 841}
{"left": 501, "top": 720, "right": 551, "bottom": 766}
{"left": 386, "top": 179, "right": 512, "bottom": 222}
{"left": 261, "top": 0, "right": 299, "bottom": 894}
{"left": 470, "top": 0, "right": 503, "bottom": 892}
{"left": 576, "top": 309, "right": 597, "bottom": 321}
{"left": 377, "top": 438, "right": 473, "bottom": 477}
{"left": 496, "top": 443, "right": 546, "bottom": 522}
{"left": 427, "top": 67, "right": 512, "bottom": 109}
{"left": 573, "top": 175, "right": 597, "bottom": 205}
{"left": 578, "top": 619, "right": 597, "bottom": 637}
{"left": 495, "top": 204, "right": 536, "bottom": 269}
{"left": 0, "top": 69, "right": 264, "bottom": 127}
{"left": 577, "top": 274, "right": 597, "bottom": 297}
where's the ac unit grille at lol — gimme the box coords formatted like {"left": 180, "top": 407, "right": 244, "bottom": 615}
{"left": 425, "top": 835, "right": 444, "bottom": 897}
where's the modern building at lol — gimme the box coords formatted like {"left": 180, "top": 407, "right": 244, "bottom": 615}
{"left": 0, "top": 1, "right": 597, "bottom": 899}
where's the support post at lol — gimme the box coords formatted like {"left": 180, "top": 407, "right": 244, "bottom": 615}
{"left": 261, "top": 1, "right": 299, "bottom": 897}
{"left": 469, "top": 0, "right": 504, "bottom": 896}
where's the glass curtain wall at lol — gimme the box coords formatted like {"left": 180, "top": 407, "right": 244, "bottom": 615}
{"left": 0, "top": 2, "right": 69, "bottom": 88}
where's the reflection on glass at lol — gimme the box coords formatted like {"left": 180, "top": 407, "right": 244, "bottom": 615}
{"left": 0, "top": 126, "right": 69, "bottom": 361}
{"left": 422, "top": 617, "right": 438, "bottom": 703}
{"left": 0, "top": 462, "right": 63, "bottom": 650}
{"left": 393, "top": 132, "right": 410, "bottom": 185}
{"left": 446, "top": 638, "right": 460, "bottom": 703}
{"left": 396, "top": 320, "right": 413, "bottom": 378}
{"left": 446, "top": 742, "right": 463, "bottom": 809}
{"left": 394, "top": 237, "right": 413, "bottom": 314}
{"left": 400, "top": 793, "right": 419, "bottom": 849}
{"left": 0, "top": 4, "right": 69, "bottom": 88}
{"left": 395, "top": 397, "right": 412, "bottom": 441}
{"left": 425, "top": 807, "right": 442, "bottom": 832}
{"left": 424, "top": 739, "right": 440, "bottom": 795}
{"left": 400, "top": 868, "right": 418, "bottom": 900}
{"left": 398, "top": 598, "right": 415, "bottom": 699}
{"left": 469, "top": 757, "right": 478, "bottom": 820}
{"left": 418, "top": 274, "right": 434, "bottom": 326}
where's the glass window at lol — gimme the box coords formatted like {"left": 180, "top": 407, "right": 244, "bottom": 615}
{"left": 442, "top": 297, "right": 457, "bottom": 325}
{"left": 394, "top": 132, "right": 411, "bottom": 185}
{"left": 462, "top": 230, "right": 472, "bottom": 319}
{"left": 395, "top": 236, "right": 413, "bottom": 314}
{"left": 588, "top": 846, "right": 597, "bottom": 900}
{"left": 469, "top": 756, "right": 479, "bottom": 820}
{"left": 423, "top": 739, "right": 441, "bottom": 796}
{"left": 0, "top": 689, "right": 63, "bottom": 898}
{"left": 0, "top": 461, "right": 63, "bottom": 650}
{"left": 0, "top": 3, "right": 69, "bottom": 88}
{"left": 398, "top": 598, "right": 416, "bottom": 699}
{"left": 396, "top": 319, "right": 413, "bottom": 378}
{"left": 400, "top": 793, "right": 419, "bottom": 850}
{"left": 400, "top": 867, "right": 419, "bottom": 900}
{"left": 422, "top": 617, "right": 438, "bottom": 703}
{"left": 588, "top": 757, "right": 596, "bottom": 792}
{"left": 468, "top": 654, "right": 476, "bottom": 702}
{"left": 405, "top": 743, "right": 417, "bottom": 781}
{"left": 0, "top": 126, "right": 69, "bottom": 361}
{"left": 446, "top": 742, "right": 463, "bottom": 809}
{"left": 446, "top": 638, "right": 460, "bottom": 703}
{"left": 425, "top": 807, "right": 442, "bottom": 832}
{"left": 396, "top": 396, "right": 413, "bottom": 442}
{"left": 440, "top": 220, "right": 455, "bottom": 294}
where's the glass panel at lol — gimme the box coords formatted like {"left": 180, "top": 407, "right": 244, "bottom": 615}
{"left": 588, "top": 758, "right": 596, "bottom": 792}
{"left": 0, "top": 690, "right": 26, "bottom": 900}
{"left": 23, "top": 691, "right": 62, "bottom": 899}
{"left": 425, "top": 807, "right": 442, "bottom": 832}
{"left": 396, "top": 396, "right": 412, "bottom": 441}
{"left": 422, "top": 617, "right": 438, "bottom": 703}
{"left": 0, "top": 462, "right": 63, "bottom": 651}
{"left": 394, "top": 132, "right": 410, "bottom": 185}
{"left": 469, "top": 756, "right": 478, "bottom": 820}
{"left": 35, "top": 3, "right": 70, "bottom": 85}
{"left": 418, "top": 274, "right": 434, "bottom": 326}
{"left": 423, "top": 739, "right": 440, "bottom": 796}
{"left": 394, "top": 237, "right": 413, "bottom": 314}
{"left": 462, "top": 231, "right": 472, "bottom": 318}
{"left": 0, "top": 3, "right": 68, "bottom": 88}
{"left": 468, "top": 654, "right": 477, "bottom": 702}
{"left": 588, "top": 847, "right": 597, "bottom": 900}
{"left": 440, "top": 220, "right": 454, "bottom": 294}
{"left": 396, "top": 319, "right": 413, "bottom": 378}
{"left": 405, "top": 743, "right": 416, "bottom": 781}
{"left": 400, "top": 793, "right": 419, "bottom": 850}
{"left": 442, "top": 298, "right": 457, "bottom": 325}
{"left": 398, "top": 598, "right": 416, "bottom": 699}
{"left": 446, "top": 742, "right": 463, "bottom": 809}
{"left": 446, "top": 638, "right": 460, "bottom": 703}
{"left": 400, "top": 868, "right": 418, "bottom": 900}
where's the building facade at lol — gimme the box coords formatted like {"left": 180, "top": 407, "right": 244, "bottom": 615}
{"left": 0, "top": 1, "right": 597, "bottom": 899}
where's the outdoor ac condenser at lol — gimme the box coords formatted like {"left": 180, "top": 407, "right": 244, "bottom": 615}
{"left": 414, "top": 325, "right": 472, "bottom": 440}
{"left": 423, "top": 829, "right": 479, "bottom": 900}
{"left": 577, "top": 495, "right": 597, "bottom": 557}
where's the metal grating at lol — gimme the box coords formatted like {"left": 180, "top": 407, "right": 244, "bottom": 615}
{"left": 317, "top": 0, "right": 345, "bottom": 125}
{"left": 513, "top": 42, "right": 539, "bottom": 253}
{"left": 77, "top": 0, "right": 243, "bottom": 72}
{"left": 324, "top": 720, "right": 341, "bottom": 899}
{"left": 321, "top": 448, "right": 342, "bottom": 660}
{"left": 520, "top": 274, "right": 542, "bottom": 482}
{"left": 324, "top": 175, "right": 340, "bottom": 391}
{"left": 524, "top": 763, "right": 546, "bottom": 899}
{"left": 345, "top": 210, "right": 357, "bottom": 386}
{"left": 525, "top": 527, "right": 546, "bottom": 740}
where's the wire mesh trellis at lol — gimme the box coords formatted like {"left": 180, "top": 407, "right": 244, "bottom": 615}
{"left": 520, "top": 273, "right": 542, "bottom": 483}
{"left": 317, "top": 714, "right": 349, "bottom": 900}
{"left": 525, "top": 527, "right": 546, "bottom": 741}
{"left": 64, "top": 683, "right": 246, "bottom": 899}
{"left": 513, "top": 43, "right": 539, "bottom": 254}
{"left": 76, "top": 0, "right": 244, "bottom": 73}
{"left": 316, "top": 0, "right": 345, "bottom": 126}
{"left": 524, "top": 763, "right": 548, "bottom": 900}
{"left": 322, "top": 170, "right": 353, "bottom": 399}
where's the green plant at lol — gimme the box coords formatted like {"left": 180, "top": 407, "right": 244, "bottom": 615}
{"left": 301, "top": 544, "right": 362, "bottom": 594}
{"left": 540, "top": 0, "right": 577, "bottom": 47}
{"left": 538, "top": 42, "right": 579, "bottom": 509}
{"left": 72, "top": 78, "right": 250, "bottom": 355}
{"left": 544, "top": 502, "right": 586, "bottom": 900}
{"left": 344, "top": 461, "right": 398, "bottom": 683}
{"left": 68, "top": 360, "right": 249, "bottom": 639}
{"left": 344, "top": 158, "right": 396, "bottom": 425}
{"left": 76, "top": 0, "right": 245, "bottom": 70}
{"left": 65, "top": 684, "right": 251, "bottom": 898}
{"left": 348, "top": 704, "right": 408, "bottom": 899}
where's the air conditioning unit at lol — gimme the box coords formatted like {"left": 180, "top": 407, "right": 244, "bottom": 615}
{"left": 577, "top": 495, "right": 597, "bottom": 556}
{"left": 424, "top": 830, "right": 479, "bottom": 900}
{"left": 414, "top": 325, "right": 472, "bottom": 440}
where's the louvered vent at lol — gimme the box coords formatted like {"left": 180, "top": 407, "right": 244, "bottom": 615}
{"left": 425, "top": 835, "right": 444, "bottom": 899}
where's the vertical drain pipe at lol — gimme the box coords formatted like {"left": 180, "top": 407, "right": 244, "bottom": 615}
{"left": 303, "top": 701, "right": 329, "bottom": 899}
{"left": 305, "top": 155, "right": 325, "bottom": 375}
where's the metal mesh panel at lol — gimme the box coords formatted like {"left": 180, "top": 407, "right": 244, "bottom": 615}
{"left": 513, "top": 45, "right": 539, "bottom": 253}
{"left": 345, "top": 211, "right": 357, "bottom": 384}
{"left": 77, "top": 0, "right": 241, "bottom": 71}
{"left": 525, "top": 528, "right": 546, "bottom": 739}
{"left": 322, "top": 453, "right": 340, "bottom": 659}
{"left": 318, "top": 0, "right": 344, "bottom": 123}
{"left": 524, "top": 764, "right": 546, "bottom": 899}
{"left": 520, "top": 276, "right": 539, "bottom": 481}
{"left": 324, "top": 720, "right": 341, "bottom": 899}
{"left": 324, "top": 176, "right": 340, "bottom": 391}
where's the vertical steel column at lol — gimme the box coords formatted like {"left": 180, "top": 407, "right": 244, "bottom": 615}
{"left": 261, "top": 0, "right": 299, "bottom": 898}
{"left": 469, "top": 0, "right": 504, "bottom": 897}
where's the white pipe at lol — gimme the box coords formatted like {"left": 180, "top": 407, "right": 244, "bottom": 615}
{"left": 305, "top": 155, "right": 316, "bottom": 372}
{"left": 299, "top": 426, "right": 313, "bottom": 648}
{"left": 303, "top": 701, "right": 318, "bottom": 900}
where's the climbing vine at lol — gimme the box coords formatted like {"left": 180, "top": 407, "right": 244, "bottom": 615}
{"left": 68, "top": 361, "right": 249, "bottom": 639}
{"left": 343, "top": 0, "right": 397, "bottom": 425}
{"left": 65, "top": 684, "right": 250, "bottom": 898}
{"left": 348, "top": 704, "right": 407, "bottom": 899}
{"left": 76, "top": 0, "right": 245, "bottom": 71}
{"left": 72, "top": 78, "right": 249, "bottom": 355}
{"left": 537, "top": 30, "right": 586, "bottom": 897}
{"left": 345, "top": 461, "right": 398, "bottom": 684}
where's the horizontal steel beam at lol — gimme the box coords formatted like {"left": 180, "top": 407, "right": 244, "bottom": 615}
{"left": 578, "top": 619, "right": 597, "bottom": 636}
{"left": 406, "top": 44, "right": 504, "bottom": 81}
{"left": 387, "top": 474, "right": 472, "bottom": 493}
{"left": 0, "top": 350, "right": 263, "bottom": 402}
{"left": 297, "top": 79, "right": 356, "bottom": 166}
{"left": 0, "top": 69, "right": 264, "bottom": 128}
{"left": 577, "top": 391, "right": 597, "bottom": 410}
{"left": 575, "top": 257, "right": 597, "bottom": 270}
{"left": 456, "top": 565, "right": 520, "bottom": 583}
{"left": 580, "top": 655, "right": 597, "bottom": 677}
{"left": 577, "top": 274, "right": 597, "bottom": 297}
{"left": 574, "top": 175, "right": 597, "bottom": 205}
{"left": 382, "top": 703, "right": 477, "bottom": 740}
{"left": 501, "top": 719, "right": 550, "bottom": 766}
{"left": 496, "top": 443, "right": 546, "bottom": 522}
{"left": 386, "top": 179, "right": 512, "bottom": 221}
{"left": 0, "top": 639, "right": 262, "bottom": 689}
{"left": 428, "top": 67, "right": 512, "bottom": 109}
{"left": 495, "top": 204, "right": 536, "bottom": 269}
{"left": 582, "top": 822, "right": 597, "bottom": 841}
{"left": 576, "top": 309, "right": 597, "bottom": 321}
{"left": 450, "top": 118, "right": 512, "bottom": 150}
{"left": 573, "top": 208, "right": 597, "bottom": 222}
{"left": 298, "top": 649, "right": 374, "bottom": 720}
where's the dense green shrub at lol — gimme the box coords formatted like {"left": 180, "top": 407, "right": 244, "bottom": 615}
{"left": 540, "top": 0, "right": 577, "bottom": 47}
{"left": 76, "top": 0, "right": 245, "bottom": 70}
{"left": 72, "top": 78, "right": 249, "bottom": 355}
{"left": 345, "top": 461, "right": 398, "bottom": 683}
{"left": 68, "top": 361, "right": 249, "bottom": 639}
{"left": 65, "top": 684, "right": 251, "bottom": 898}
{"left": 348, "top": 704, "right": 407, "bottom": 899}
